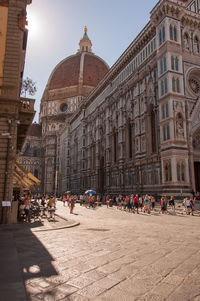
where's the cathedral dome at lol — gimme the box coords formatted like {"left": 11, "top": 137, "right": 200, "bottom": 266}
{"left": 48, "top": 51, "right": 109, "bottom": 91}
{"left": 43, "top": 27, "right": 109, "bottom": 100}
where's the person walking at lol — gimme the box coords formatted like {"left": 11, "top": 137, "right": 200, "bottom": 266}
{"left": 144, "top": 195, "right": 151, "bottom": 214}
{"left": 24, "top": 197, "right": 31, "bottom": 222}
{"left": 106, "top": 195, "right": 110, "bottom": 208}
{"left": 139, "top": 196, "right": 144, "bottom": 212}
{"left": 134, "top": 194, "right": 139, "bottom": 214}
{"left": 48, "top": 196, "right": 53, "bottom": 208}
{"left": 62, "top": 195, "right": 67, "bottom": 206}
{"left": 151, "top": 196, "right": 156, "bottom": 211}
{"left": 169, "top": 196, "right": 175, "bottom": 214}
{"left": 160, "top": 196, "right": 167, "bottom": 214}
{"left": 70, "top": 196, "right": 75, "bottom": 214}
{"left": 41, "top": 194, "right": 46, "bottom": 207}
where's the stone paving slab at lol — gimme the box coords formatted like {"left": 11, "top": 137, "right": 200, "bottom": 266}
{"left": 1, "top": 201, "right": 200, "bottom": 300}
{"left": 0, "top": 214, "right": 79, "bottom": 301}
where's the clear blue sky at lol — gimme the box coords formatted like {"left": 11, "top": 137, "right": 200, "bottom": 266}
{"left": 24, "top": 0, "right": 158, "bottom": 122}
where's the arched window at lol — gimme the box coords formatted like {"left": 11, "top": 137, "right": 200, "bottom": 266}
{"left": 33, "top": 148, "right": 37, "bottom": 157}
{"left": 165, "top": 161, "right": 172, "bottom": 182}
{"left": 176, "top": 78, "right": 180, "bottom": 93}
{"left": 128, "top": 120, "right": 133, "bottom": 159}
{"left": 151, "top": 107, "right": 157, "bottom": 153}
{"left": 177, "top": 162, "right": 181, "bottom": 181}
{"left": 159, "top": 25, "right": 166, "bottom": 46}
{"left": 159, "top": 29, "right": 162, "bottom": 45}
{"left": 163, "top": 124, "right": 170, "bottom": 141}
{"left": 162, "top": 26, "right": 166, "bottom": 43}
{"left": 162, "top": 103, "right": 169, "bottom": 119}
{"left": 175, "top": 56, "right": 179, "bottom": 71}
{"left": 172, "top": 77, "right": 176, "bottom": 92}
{"left": 181, "top": 162, "right": 185, "bottom": 181}
{"left": 183, "top": 33, "right": 190, "bottom": 50}
{"left": 172, "top": 77, "right": 180, "bottom": 93}
{"left": 174, "top": 26, "right": 177, "bottom": 41}
{"left": 164, "top": 77, "right": 168, "bottom": 93}
{"left": 113, "top": 130, "right": 118, "bottom": 163}
{"left": 34, "top": 169, "right": 38, "bottom": 179}
{"left": 170, "top": 24, "right": 173, "bottom": 40}
{"left": 161, "top": 80, "right": 164, "bottom": 95}
{"left": 194, "top": 36, "right": 200, "bottom": 54}
{"left": 169, "top": 25, "right": 178, "bottom": 41}
{"left": 46, "top": 159, "right": 52, "bottom": 180}
{"left": 171, "top": 55, "right": 175, "bottom": 70}
{"left": 177, "top": 161, "right": 185, "bottom": 181}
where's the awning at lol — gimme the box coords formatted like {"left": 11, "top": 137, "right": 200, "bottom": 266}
{"left": 15, "top": 161, "right": 40, "bottom": 186}
{"left": 13, "top": 170, "right": 30, "bottom": 188}
{"left": 27, "top": 172, "right": 40, "bottom": 185}
{"left": 23, "top": 177, "right": 34, "bottom": 186}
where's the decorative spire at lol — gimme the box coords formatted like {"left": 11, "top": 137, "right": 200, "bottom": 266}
{"left": 78, "top": 27, "right": 92, "bottom": 53}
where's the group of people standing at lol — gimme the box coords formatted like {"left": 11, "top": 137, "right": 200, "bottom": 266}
{"left": 18, "top": 194, "right": 57, "bottom": 222}
{"left": 62, "top": 195, "right": 77, "bottom": 214}
{"left": 105, "top": 194, "right": 196, "bottom": 216}
{"left": 112, "top": 194, "right": 156, "bottom": 214}
{"left": 183, "top": 195, "right": 195, "bottom": 215}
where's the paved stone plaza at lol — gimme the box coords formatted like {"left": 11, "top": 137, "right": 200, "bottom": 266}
{"left": 1, "top": 202, "right": 200, "bottom": 301}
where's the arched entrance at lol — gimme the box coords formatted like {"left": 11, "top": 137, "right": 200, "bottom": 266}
{"left": 192, "top": 129, "right": 200, "bottom": 193}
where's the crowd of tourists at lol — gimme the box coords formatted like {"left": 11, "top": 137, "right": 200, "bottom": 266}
{"left": 16, "top": 190, "right": 198, "bottom": 222}
{"left": 60, "top": 192, "right": 197, "bottom": 216}
{"left": 18, "top": 193, "right": 57, "bottom": 222}
{"left": 61, "top": 194, "right": 78, "bottom": 213}
{"left": 105, "top": 194, "right": 195, "bottom": 215}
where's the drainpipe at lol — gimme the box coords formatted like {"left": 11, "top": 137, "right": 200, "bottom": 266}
{"left": 1, "top": 119, "right": 12, "bottom": 224}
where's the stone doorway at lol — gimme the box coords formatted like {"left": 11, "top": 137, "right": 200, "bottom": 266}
{"left": 194, "top": 162, "right": 200, "bottom": 193}
{"left": 192, "top": 128, "right": 200, "bottom": 193}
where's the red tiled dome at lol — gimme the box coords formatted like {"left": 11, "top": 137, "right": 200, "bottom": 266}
{"left": 48, "top": 52, "right": 109, "bottom": 91}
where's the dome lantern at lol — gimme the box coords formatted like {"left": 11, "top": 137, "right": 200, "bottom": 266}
{"left": 78, "top": 26, "right": 92, "bottom": 52}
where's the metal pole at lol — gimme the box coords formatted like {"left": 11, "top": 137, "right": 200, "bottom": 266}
{"left": 1, "top": 120, "right": 12, "bottom": 224}
{"left": 55, "top": 170, "right": 58, "bottom": 197}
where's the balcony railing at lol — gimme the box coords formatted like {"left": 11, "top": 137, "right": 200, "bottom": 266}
{"left": 20, "top": 97, "right": 35, "bottom": 112}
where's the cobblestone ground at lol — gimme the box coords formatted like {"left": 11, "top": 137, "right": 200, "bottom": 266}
{"left": 16, "top": 202, "right": 200, "bottom": 301}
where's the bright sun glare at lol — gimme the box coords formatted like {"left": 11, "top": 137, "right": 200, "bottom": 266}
{"left": 27, "top": 13, "right": 39, "bottom": 37}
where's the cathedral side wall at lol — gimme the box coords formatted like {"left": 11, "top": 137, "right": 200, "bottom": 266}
{"left": 59, "top": 0, "right": 200, "bottom": 198}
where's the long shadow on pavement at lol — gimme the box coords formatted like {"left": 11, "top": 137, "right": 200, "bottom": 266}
{"left": 0, "top": 222, "right": 58, "bottom": 301}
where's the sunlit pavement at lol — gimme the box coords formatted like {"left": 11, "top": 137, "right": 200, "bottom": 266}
{"left": 3, "top": 201, "right": 200, "bottom": 301}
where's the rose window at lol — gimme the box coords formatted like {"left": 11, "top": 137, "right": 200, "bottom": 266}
{"left": 60, "top": 103, "right": 68, "bottom": 112}
{"left": 193, "top": 131, "right": 200, "bottom": 149}
{"left": 189, "top": 78, "right": 200, "bottom": 94}
{"left": 187, "top": 68, "right": 200, "bottom": 96}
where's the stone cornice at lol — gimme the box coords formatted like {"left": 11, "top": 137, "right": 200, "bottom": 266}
{"left": 83, "top": 22, "right": 156, "bottom": 107}
{"left": 63, "top": 0, "right": 200, "bottom": 131}
{"left": 181, "top": 11, "right": 200, "bottom": 28}
{"left": 68, "top": 55, "right": 157, "bottom": 127}
{"left": 151, "top": 0, "right": 200, "bottom": 27}
{"left": 151, "top": 0, "right": 182, "bottom": 25}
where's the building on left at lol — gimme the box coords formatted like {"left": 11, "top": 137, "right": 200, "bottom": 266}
{"left": 0, "top": 0, "right": 36, "bottom": 223}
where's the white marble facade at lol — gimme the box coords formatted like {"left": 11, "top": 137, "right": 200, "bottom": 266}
{"left": 58, "top": 0, "right": 200, "bottom": 197}
{"left": 21, "top": 0, "right": 200, "bottom": 197}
